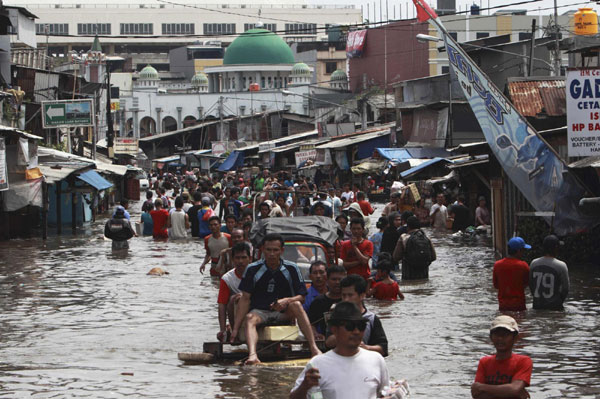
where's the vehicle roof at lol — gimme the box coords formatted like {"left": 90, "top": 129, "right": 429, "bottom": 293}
{"left": 249, "top": 216, "right": 340, "bottom": 247}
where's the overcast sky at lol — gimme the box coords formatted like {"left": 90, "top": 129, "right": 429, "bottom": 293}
{"left": 306, "top": 0, "right": 600, "bottom": 22}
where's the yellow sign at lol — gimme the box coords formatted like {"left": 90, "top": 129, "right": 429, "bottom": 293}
{"left": 408, "top": 183, "right": 420, "bottom": 202}
{"left": 110, "top": 101, "right": 120, "bottom": 111}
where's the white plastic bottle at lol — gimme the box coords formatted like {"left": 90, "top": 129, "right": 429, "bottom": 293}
{"left": 306, "top": 363, "right": 323, "bottom": 399}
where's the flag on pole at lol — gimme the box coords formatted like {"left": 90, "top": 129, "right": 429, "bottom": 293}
{"left": 412, "top": 0, "right": 437, "bottom": 22}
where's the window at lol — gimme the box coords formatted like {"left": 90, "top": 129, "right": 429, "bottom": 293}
{"left": 203, "top": 23, "right": 236, "bottom": 35}
{"left": 36, "top": 23, "right": 69, "bottom": 35}
{"left": 448, "top": 31, "right": 458, "bottom": 40}
{"left": 78, "top": 23, "right": 111, "bottom": 35}
{"left": 244, "top": 23, "right": 277, "bottom": 32}
{"left": 162, "top": 23, "right": 195, "bottom": 35}
{"left": 441, "top": 66, "right": 450, "bottom": 74}
{"left": 325, "top": 61, "right": 337, "bottom": 74}
{"left": 476, "top": 32, "right": 489, "bottom": 39}
{"left": 284, "top": 23, "right": 317, "bottom": 35}
{"left": 518, "top": 32, "right": 533, "bottom": 41}
{"left": 120, "top": 23, "right": 153, "bottom": 35}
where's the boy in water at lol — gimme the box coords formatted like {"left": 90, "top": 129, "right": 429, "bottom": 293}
{"left": 471, "top": 315, "right": 532, "bottom": 399}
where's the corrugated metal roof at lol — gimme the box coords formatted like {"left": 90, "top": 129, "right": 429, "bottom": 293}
{"left": 316, "top": 130, "right": 390, "bottom": 150}
{"left": 240, "top": 130, "right": 319, "bottom": 152}
{"left": 507, "top": 78, "right": 566, "bottom": 117}
{"left": 569, "top": 156, "right": 600, "bottom": 169}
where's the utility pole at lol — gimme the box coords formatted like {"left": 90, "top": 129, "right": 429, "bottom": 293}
{"left": 528, "top": 19, "right": 536, "bottom": 77}
{"left": 362, "top": 73, "right": 367, "bottom": 130}
{"left": 106, "top": 61, "right": 114, "bottom": 158}
{"left": 218, "top": 96, "right": 224, "bottom": 141}
{"left": 553, "top": 0, "right": 561, "bottom": 76}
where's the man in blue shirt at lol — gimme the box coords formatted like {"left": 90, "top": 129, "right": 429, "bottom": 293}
{"left": 230, "top": 233, "right": 322, "bottom": 365}
{"left": 303, "top": 261, "right": 328, "bottom": 312}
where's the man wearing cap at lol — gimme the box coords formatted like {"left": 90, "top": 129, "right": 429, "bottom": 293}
{"left": 104, "top": 206, "right": 136, "bottom": 250}
{"left": 529, "top": 235, "right": 570, "bottom": 310}
{"left": 471, "top": 315, "right": 532, "bottom": 399}
{"left": 290, "top": 302, "right": 390, "bottom": 399}
{"left": 493, "top": 237, "right": 531, "bottom": 311}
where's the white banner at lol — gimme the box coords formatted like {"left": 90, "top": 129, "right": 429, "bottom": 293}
{"left": 114, "top": 137, "right": 139, "bottom": 155}
{"left": 567, "top": 69, "right": 600, "bottom": 157}
{"left": 295, "top": 149, "right": 317, "bottom": 168}
{"left": 0, "top": 138, "right": 7, "bottom": 191}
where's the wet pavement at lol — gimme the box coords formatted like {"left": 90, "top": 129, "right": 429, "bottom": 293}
{"left": 0, "top": 202, "right": 599, "bottom": 398}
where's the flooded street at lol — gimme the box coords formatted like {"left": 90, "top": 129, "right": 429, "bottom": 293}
{"left": 1, "top": 202, "right": 599, "bottom": 398}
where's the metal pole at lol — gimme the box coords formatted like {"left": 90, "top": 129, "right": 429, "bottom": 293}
{"left": 106, "top": 62, "right": 114, "bottom": 158}
{"left": 528, "top": 19, "right": 536, "bottom": 77}
{"left": 362, "top": 73, "right": 367, "bottom": 130}
{"left": 56, "top": 182, "right": 62, "bottom": 235}
{"left": 218, "top": 96, "right": 224, "bottom": 141}
{"left": 71, "top": 191, "right": 76, "bottom": 234}
{"left": 448, "top": 77, "right": 453, "bottom": 147}
{"left": 42, "top": 181, "right": 48, "bottom": 240}
{"left": 553, "top": 0, "right": 561, "bottom": 76}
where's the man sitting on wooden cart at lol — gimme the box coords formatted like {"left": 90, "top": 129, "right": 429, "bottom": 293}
{"left": 230, "top": 233, "right": 322, "bottom": 365}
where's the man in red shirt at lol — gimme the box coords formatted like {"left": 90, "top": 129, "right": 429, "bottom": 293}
{"left": 340, "top": 218, "right": 373, "bottom": 280}
{"left": 471, "top": 315, "right": 532, "bottom": 399}
{"left": 493, "top": 237, "right": 531, "bottom": 311}
{"left": 356, "top": 191, "right": 375, "bottom": 216}
{"left": 150, "top": 199, "right": 169, "bottom": 239}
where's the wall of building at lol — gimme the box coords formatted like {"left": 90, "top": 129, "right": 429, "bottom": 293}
{"left": 426, "top": 13, "right": 576, "bottom": 76}
{"left": 348, "top": 20, "right": 430, "bottom": 93}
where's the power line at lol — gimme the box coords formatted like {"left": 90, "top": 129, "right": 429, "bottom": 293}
{"left": 32, "top": 0, "right": 584, "bottom": 41}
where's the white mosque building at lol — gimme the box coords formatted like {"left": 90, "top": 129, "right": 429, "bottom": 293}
{"left": 118, "top": 27, "right": 348, "bottom": 138}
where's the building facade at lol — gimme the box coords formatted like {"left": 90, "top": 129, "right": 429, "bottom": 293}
{"left": 8, "top": 0, "right": 362, "bottom": 71}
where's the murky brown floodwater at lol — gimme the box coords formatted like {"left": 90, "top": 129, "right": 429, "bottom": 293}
{"left": 0, "top": 201, "right": 599, "bottom": 398}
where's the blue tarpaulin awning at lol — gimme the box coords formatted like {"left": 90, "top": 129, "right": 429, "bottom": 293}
{"left": 376, "top": 148, "right": 412, "bottom": 162}
{"left": 376, "top": 147, "right": 455, "bottom": 162}
{"left": 357, "top": 135, "right": 390, "bottom": 159}
{"left": 400, "top": 157, "right": 452, "bottom": 179}
{"left": 77, "top": 170, "right": 113, "bottom": 190}
{"left": 218, "top": 150, "right": 244, "bottom": 172}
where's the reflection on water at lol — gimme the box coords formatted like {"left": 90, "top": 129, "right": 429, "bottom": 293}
{"left": 0, "top": 203, "right": 599, "bottom": 398}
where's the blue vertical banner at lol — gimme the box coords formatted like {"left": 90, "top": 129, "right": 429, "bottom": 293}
{"left": 412, "top": 0, "right": 598, "bottom": 235}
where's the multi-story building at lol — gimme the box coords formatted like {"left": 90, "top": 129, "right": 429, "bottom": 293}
{"left": 7, "top": 0, "right": 362, "bottom": 71}
{"left": 427, "top": 11, "right": 579, "bottom": 76}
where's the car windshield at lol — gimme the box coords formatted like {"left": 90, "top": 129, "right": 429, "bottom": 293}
{"left": 282, "top": 244, "right": 327, "bottom": 280}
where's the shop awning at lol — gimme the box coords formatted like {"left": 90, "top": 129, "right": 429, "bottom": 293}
{"left": 317, "top": 130, "right": 391, "bottom": 151}
{"left": 400, "top": 157, "right": 451, "bottom": 179}
{"left": 77, "top": 170, "right": 113, "bottom": 190}
{"left": 218, "top": 150, "right": 244, "bottom": 172}
{"left": 153, "top": 155, "right": 180, "bottom": 163}
{"left": 376, "top": 148, "right": 412, "bottom": 162}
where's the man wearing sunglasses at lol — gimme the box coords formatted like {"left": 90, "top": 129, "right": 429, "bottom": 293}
{"left": 325, "top": 274, "right": 388, "bottom": 356}
{"left": 290, "top": 301, "right": 390, "bottom": 399}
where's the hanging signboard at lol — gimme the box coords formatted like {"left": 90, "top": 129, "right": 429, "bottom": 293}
{"left": 295, "top": 149, "right": 317, "bottom": 168}
{"left": 114, "top": 137, "right": 139, "bottom": 155}
{"left": 212, "top": 141, "right": 227, "bottom": 157}
{"left": 346, "top": 30, "right": 367, "bottom": 58}
{"left": 42, "top": 99, "right": 94, "bottom": 128}
{"left": 0, "top": 138, "right": 7, "bottom": 191}
{"left": 566, "top": 68, "right": 600, "bottom": 157}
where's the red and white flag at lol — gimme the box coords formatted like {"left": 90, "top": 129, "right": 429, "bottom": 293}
{"left": 412, "top": 0, "right": 438, "bottom": 22}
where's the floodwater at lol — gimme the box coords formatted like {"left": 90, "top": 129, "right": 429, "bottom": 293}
{"left": 0, "top": 202, "right": 599, "bottom": 398}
